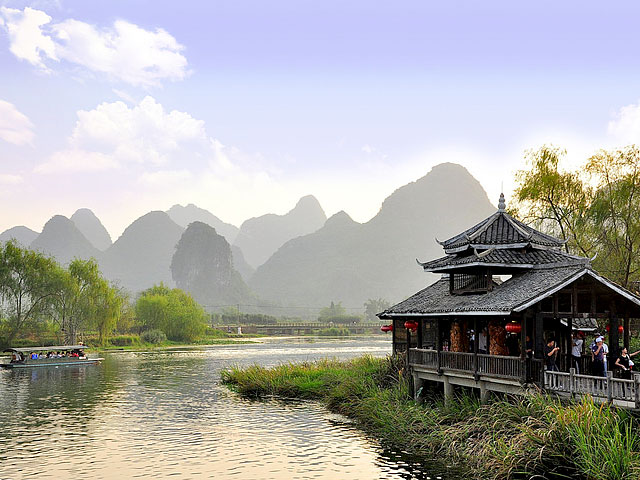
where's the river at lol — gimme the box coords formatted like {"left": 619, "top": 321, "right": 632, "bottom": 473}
{"left": 0, "top": 337, "right": 455, "bottom": 479}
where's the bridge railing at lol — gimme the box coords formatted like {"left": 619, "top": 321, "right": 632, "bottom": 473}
{"left": 544, "top": 369, "right": 640, "bottom": 407}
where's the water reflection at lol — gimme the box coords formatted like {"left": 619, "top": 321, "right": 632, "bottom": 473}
{"left": 0, "top": 338, "right": 456, "bottom": 479}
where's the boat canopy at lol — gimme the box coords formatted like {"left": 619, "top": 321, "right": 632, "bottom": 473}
{"left": 3, "top": 345, "right": 87, "bottom": 353}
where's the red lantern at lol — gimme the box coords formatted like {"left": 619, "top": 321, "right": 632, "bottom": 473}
{"left": 404, "top": 320, "right": 418, "bottom": 331}
{"left": 619, "top": 325, "right": 624, "bottom": 334}
{"left": 606, "top": 325, "right": 610, "bottom": 332}
{"left": 380, "top": 324, "right": 393, "bottom": 333}
{"left": 505, "top": 323, "right": 522, "bottom": 334}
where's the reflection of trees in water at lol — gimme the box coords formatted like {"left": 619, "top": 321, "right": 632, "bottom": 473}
{"left": 0, "top": 357, "right": 123, "bottom": 431}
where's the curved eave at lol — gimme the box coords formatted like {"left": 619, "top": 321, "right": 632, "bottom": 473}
{"left": 513, "top": 269, "right": 640, "bottom": 312}
{"left": 379, "top": 311, "right": 511, "bottom": 318}
{"left": 423, "top": 262, "right": 535, "bottom": 273}
{"left": 444, "top": 242, "right": 562, "bottom": 254}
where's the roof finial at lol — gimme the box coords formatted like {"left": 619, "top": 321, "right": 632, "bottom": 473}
{"left": 498, "top": 193, "right": 506, "bottom": 211}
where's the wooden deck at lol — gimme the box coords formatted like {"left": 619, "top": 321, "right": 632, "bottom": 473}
{"left": 408, "top": 348, "right": 640, "bottom": 409}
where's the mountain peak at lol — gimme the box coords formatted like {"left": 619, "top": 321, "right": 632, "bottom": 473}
{"left": 70, "top": 208, "right": 112, "bottom": 251}
{"left": 30, "top": 215, "right": 99, "bottom": 265}
{"left": 324, "top": 210, "right": 357, "bottom": 229}
{"left": 0, "top": 225, "right": 39, "bottom": 247}
{"left": 167, "top": 204, "right": 239, "bottom": 243}
{"left": 234, "top": 195, "right": 328, "bottom": 268}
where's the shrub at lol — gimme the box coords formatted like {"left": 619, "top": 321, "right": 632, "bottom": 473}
{"left": 141, "top": 329, "right": 167, "bottom": 344}
{"left": 109, "top": 335, "right": 140, "bottom": 347}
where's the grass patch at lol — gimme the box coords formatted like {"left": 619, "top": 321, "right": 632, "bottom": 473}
{"left": 222, "top": 355, "right": 640, "bottom": 480}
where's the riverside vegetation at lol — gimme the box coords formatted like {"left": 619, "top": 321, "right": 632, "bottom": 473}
{"left": 222, "top": 355, "right": 640, "bottom": 480}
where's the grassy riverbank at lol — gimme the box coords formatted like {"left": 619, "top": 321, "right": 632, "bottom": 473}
{"left": 221, "top": 355, "right": 640, "bottom": 480}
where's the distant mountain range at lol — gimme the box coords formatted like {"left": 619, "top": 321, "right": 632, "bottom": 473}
{"left": 1, "top": 163, "right": 498, "bottom": 311}
{"left": 233, "top": 195, "right": 327, "bottom": 268}
{"left": 249, "top": 163, "right": 495, "bottom": 307}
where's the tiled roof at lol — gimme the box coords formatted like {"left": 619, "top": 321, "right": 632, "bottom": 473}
{"left": 379, "top": 265, "right": 588, "bottom": 316}
{"left": 440, "top": 211, "right": 565, "bottom": 253}
{"left": 419, "top": 248, "right": 589, "bottom": 272}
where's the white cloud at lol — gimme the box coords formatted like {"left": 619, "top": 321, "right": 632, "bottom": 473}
{"left": 0, "top": 7, "right": 57, "bottom": 69}
{"left": 37, "top": 96, "right": 207, "bottom": 173}
{"left": 0, "top": 99, "right": 35, "bottom": 145}
{"left": 0, "top": 174, "right": 23, "bottom": 185}
{"left": 0, "top": 7, "right": 188, "bottom": 86}
{"left": 34, "top": 149, "right": 119, "bottom": 174}
{"left": 139, "top": 169, "right": 194, "bottom": 187}
{"left": 608, "top": 101, "right": 640, "bottom": 144}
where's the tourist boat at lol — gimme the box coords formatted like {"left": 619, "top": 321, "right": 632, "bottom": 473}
{"left": 1, "top": 345, "right": 104, "bottom": 369}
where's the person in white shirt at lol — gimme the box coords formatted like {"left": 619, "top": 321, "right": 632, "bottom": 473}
{"left": 571, "top": 332, "right": 583, "bottom": 373}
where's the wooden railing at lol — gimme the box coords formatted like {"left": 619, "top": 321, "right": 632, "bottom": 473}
{"left": 441, "top": 351, "right": 475, "bottom": 371}
{"left": 408, "top": 348, "right": 437, "bottom": 368}
{"left": 545, "top": 369, "right": 640, "bottom": 407}
{"left": 478, "top": 354, "right": 523, "bottom": 379}
{"left": 408, "top": 348, "right": 526, "bottom": 380}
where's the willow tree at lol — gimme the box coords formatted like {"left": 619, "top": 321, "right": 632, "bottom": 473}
{"left": 51, "top": 258, "right": 120, "bottom": 344}
{"left": 586, "top": 146, "right": 640, "bottom": 288}
{"left": 0, "top": 241, "right": 61, "bottom": 345}
{"left": 513, "top": 145, "right": 593, "bottom": 256}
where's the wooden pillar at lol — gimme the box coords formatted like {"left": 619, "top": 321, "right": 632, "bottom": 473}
{"left": 473, "top": 316, "right": 479, "bottom": 378}
{"left": 392, "top": 318, "right": 397, "bottom": 355}
{"left": 406, "top": 327, "right": 411, "bottom": 362}
{"left": 417, "top": 318, "right": 423, "bottom": 349}
{"left": 624, "top": 316, "right": 630, "bottom": 350}
{"left": 610, "top": 314, "right": 620, "bottom": 358}
{"left": 436, "top": 317, "right": 442, "bottom": 374}
{"left": 520, "top": 314, "right": 527, "bottom": 383}
{"left": 443, "top": 375, "right": 454, "bottom": 404}
{"left": 479, "top": 381, "right": 489, "bottom": 404}
{"left": 534, "top": 311, "right": 544, "bottom": 360}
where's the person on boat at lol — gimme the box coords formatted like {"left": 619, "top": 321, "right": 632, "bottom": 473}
{"left": 544, "top": 339, "right": 560, "bottom": 371}
{"left": 30, "top": 352, "right": 38, "bottom": 360}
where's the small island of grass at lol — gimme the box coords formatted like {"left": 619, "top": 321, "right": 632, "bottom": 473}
{"left": 222, "top": 355, "right": 640, "bottom": 480}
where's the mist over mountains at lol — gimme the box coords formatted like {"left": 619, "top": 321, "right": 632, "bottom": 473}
{"left": 1, "top": 163, "right": 497, "bottom": 311}
{"left": 249, "top": 163, "right": 495, "bottom": 307}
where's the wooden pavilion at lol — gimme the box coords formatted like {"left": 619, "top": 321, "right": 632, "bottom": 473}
{"left": 378, "top": 194, "right": 640, "bottom": 402}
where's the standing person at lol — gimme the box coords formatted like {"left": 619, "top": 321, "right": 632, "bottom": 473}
{"left": 591, "top": 337, "right": 606, "bottom": 377}
{"left": 544, "top": 339, "right": 560, "bottom": 371}
{"left": 478, "top": 328, "right": 488, "bottom": 354}
{"left": 571, "top": 332, "right": 583, "bottom": 373}
{"left": 615, "top": 348, "right": 633, "bottom": 380}
{"left": 602, "top": 337, "right": 609, "bottom": 373}
{"left": 525, "top": 335, "right": 533, "bottom": 359}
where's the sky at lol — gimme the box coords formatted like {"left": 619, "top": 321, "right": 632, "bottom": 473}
{"left": 2, "top": 1, "right": 640, "bottom": 239}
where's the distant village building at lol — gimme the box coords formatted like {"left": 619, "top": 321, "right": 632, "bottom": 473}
{"left": 378, "top": 194, "right": 640, "bottom": 405}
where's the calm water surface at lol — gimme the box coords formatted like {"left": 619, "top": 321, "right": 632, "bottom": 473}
{"left": 0, "top": 337, "right": 456, "bottom": 479}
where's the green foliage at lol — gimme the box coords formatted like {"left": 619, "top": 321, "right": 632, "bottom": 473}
{"left": 0, "top": 241, "right": 61, "bottom": 345}
{"left": 223, "top": 356, "right": 640, "bottom": 480}
{"left": 135, "top": 284, "right": 207, "bottom": 342}
{"left": 109, "top": 335, "right": 141, "bottom": 347}
{"left": 320, "top": 314, "right": 362, "bottom": 324}
{"left": 513, "top": 144, "right": 640, "bottom": 288}
{"left": 51, "top": 258, "right": 123, "bottom": 345}
{"left": 140, "top": 329, "right": 167, "bottom": 344}
{"left": 364, "top": 298, "right": 391, "bottom": 322}
{"left": 318, "top": 301, "right": 346, "bottom": 320}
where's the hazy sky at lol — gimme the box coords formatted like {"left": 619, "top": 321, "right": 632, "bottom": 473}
{"left": 2, "top": 1, "right": 640, "bottom": 238}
